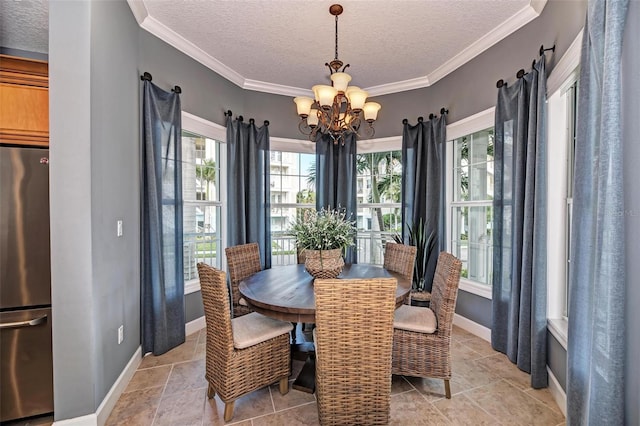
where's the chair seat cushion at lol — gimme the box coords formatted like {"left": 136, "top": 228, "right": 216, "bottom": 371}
{"left": 232, "top": 312, "right": 293, "bottom": 349}
{"left": 393, "top": 305, "right": 437, "bottom": 334}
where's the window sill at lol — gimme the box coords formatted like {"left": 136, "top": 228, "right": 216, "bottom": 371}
{"left": 458, "top": 278, "right": 492, "bottom": 300}
{"left": 185, "top": 279, "right": 200, "bottom": 295}
{"left": 547, "top": 318, "right": 568, "bottom": 350}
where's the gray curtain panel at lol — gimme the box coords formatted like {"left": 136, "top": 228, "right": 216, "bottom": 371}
{"left": 401, "top": 115, "right": 447, "bottom": 292}
{"left": 226, "top": 116, "right": 272, "bottom": 269}
{"left": 492, "top": 56, "right": 547, "bottom": 388}
{"left": 315, "top": 132, "right": 358, "bottom": 264}
{"left": 568, "top": 0, "right": 629, "bottom": 424}
{"left": 141, "top": 80, "right": 185, "bottom": 355}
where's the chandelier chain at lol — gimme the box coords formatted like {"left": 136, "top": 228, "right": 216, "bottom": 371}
{"left": 334, "top": 15, "right": 339, "bottom": 61}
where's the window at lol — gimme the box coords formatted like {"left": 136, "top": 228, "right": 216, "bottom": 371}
{"left": 269, "top": 151, "right": 316, "bottom": 265}
{"left": 564, "top": 81, "right": 577, "bottom": 318}
{"left": 355, "top": 151, "right": 402, "bottom": 264}
{"left": 268, "top": 145, "right": 402, "bottom": 266}
{"left": 181, "top": 131, "right": 223, "bottom": 283}
{"left": 450, "top": 128, "right": 494, "bottom": 289}
{"left": 547, "top": 75, "right": 578, "bottom": 334}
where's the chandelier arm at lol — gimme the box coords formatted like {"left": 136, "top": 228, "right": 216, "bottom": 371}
{"left": 293, "top": 4, "right": 379, "bottom": 144}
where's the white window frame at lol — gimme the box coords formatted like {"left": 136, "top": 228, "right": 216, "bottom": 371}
{"left": 445, "top": 108, "right": 496, "bottom": 300}
{"left": 182, "top": 112, "right": 227, "bottom": 295}
{"left": 546, "top": 30, "right": 582, "bottom": 349}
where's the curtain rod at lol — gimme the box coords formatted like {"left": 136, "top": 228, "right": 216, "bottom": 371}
{"left": 139, "top": 72, "right": 182, "bottom": 94}
{"left": 225, "top": 110, "right": 269, "bottom": 127}
{"left": 402, "top": 108, "right": 448, "bottom": 124}
{"left": 496, "top": 44, "right": 555, "bottom": 88}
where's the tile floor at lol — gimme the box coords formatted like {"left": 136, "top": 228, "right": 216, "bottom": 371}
{"left": 105, "top": 324, "right": 565, "bottom": 425}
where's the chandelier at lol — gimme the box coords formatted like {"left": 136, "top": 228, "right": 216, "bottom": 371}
{"left": 293, "top": 4, "right": 381, "bottom": 145}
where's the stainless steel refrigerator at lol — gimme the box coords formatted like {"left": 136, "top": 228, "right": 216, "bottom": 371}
{"left": 0, "top": 146, "right": 53, "bottom": 422}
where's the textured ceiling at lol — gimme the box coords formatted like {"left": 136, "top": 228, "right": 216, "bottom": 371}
{"left": 0, "top": 0, "right": 546, "bottom": 97}
{"left": 133, "top": 0, "right": 544, "bottom": 95}
{"left": 0, "top": 0, "right": 49, "bottom": 54}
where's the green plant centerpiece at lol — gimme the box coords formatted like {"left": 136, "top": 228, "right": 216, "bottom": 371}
{"left": 289, "top": 207, "right": 356, "bottom": 279}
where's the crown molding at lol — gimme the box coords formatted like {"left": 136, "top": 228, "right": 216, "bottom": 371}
{"left": 128, "top": 0, "right": 547, "bottom": 97}
{"left": 243, "top": 79, "right": 313, "bottom": 98}
{"left": 546, "top": 30, "right": 583, "bottom": 96}
{"left": 427, "top": 0, "right": 547, "bottom": 86}
{"left": 133, "top": 10, "right": 246, "bottom": 87}
{"left": 366, "top": 76, "right": 432, "bottom": 97}
{"left": 126, "top": 0, "right": 148, "bottom": 25}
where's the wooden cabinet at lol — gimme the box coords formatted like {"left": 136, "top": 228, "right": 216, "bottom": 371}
{"left": 0, "top": 55, "right": 49, "bottom": 147}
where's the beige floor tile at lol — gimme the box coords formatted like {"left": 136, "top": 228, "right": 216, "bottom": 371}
{"left": 465, "top": 380, "right": 565, "bottom": 426}
{"left": 451, "top": 340, "right": 485, "bottom": 362}
{"left": 110, "top": 325, "right": 565, "bottom": 425}
{"left": 139, "top": 340, "right": 198, "bottom": 368}
{"left": 203, "top": 387, "right": 275, "bottom": 424}
{"left": 193, "top": 341, "right": 206, "bottom": 360}
{"left": 433, "top": 393, "right": 501, "bottom": 425}
{"left": 450, "top": 358, "right": 501, "bottom": 391}
{"left": 403, "top": 376, "right": 449, "bottom": 402}
{"left": 125, "top": 365, "right": 171, "bottom": 393}
{"left": 524, "top": 387, "right": 564, "bottom": 414}
{"left": 105, "top": 385, "right": 163, "bottom": 426}
{"left": 153, "top": 387, "right": 205, "bottom": 426}
{"left": 458, "top": 335, "right": 496, "bottom": 357}
{"left": 253, "top": 402, "right": 319, "bottom": 425}
{"left": 474, "top": 353, "right": 532, "bottom": 390}
{"left": 391, "top": 374, "right": 414, "bottom": 394}
{"left": 270, "top": 384, "right": 316, "bottom": 411}
{"left": 389, "top": 390, "right": 451, "bottom": 425}
{"left": 163, "top": 359, "right": 208, "bottom": 396}
{"left": 451, "top": 325, "right": 476, "bottom": 341}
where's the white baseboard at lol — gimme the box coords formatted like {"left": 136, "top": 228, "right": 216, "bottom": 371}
{"left": 547, "top": 366, "right": 567, "bottom": 417}
{"left": 52, "top": 414, "right": 96, "bottom": 426}
{"left": 453, "top": 313, "right": 492, "bottom": 342}
{"left": 185, "top": 315, "right": 206, "bottom": 336}
{"left": 53, "top": 347, "right": 142, "bottom": 426}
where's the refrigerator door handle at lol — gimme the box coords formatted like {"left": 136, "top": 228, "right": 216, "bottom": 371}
{"left": 0, "top": 315, "right": 47, "bottom": 329}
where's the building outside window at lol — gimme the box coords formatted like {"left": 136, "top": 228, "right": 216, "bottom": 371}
{"left": 269, "top": 151, "right": 315, "bottom": 265}
{"left": 450, "top": 128, "right": 494, "bottom": 287}
{"left": 182, "top": 131, "right": 223, "bottom": 281}
{"left": 268, "top": 149, "right": 401, "bottom": 266}
{"left": 356, "top": 151, "right": 402, "bottom": 264}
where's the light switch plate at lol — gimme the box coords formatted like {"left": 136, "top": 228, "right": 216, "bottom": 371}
{"left": 117, "top": 220, "right": 123, "bottom": 237}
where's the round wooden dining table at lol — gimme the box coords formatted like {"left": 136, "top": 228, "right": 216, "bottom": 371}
{"left": 238, "top": 263, "right": 412, "bottom": 324}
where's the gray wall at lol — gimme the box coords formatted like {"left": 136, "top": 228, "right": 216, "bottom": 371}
{"left": 50, "top": 0, "right": 140, "bottom": 420}
{"left": 547, "top": 332, "right": 567, "bottom": 391}
{"left": 89, "top": 0, "right": 141, "bottom": 410}
{"left": 455, "top": 290, "right": 492, "bottom": 328}
{"left": 623, "top": 1, "right": 639, "bottom": 423}
{"left": 49, "top": 1, "right": 96, "bottom": 418}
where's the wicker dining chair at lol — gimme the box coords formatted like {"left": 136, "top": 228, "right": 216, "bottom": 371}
{"left": 313, "top": 278, "right": 397, "bottom": 425}
{"left": 197, "top": 263, "right": 292, "bottom": 422}
{"left": 225, "top": 242, "right": 262, "bottom": 317}
{"left": 391, "top": 251, "right": 462, "bottom": 399}
{"left": 383, "top": 242, "right": 417, "bottom": 305}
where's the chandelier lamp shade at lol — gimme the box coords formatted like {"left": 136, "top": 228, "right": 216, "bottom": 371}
{"left": 293, "top": 4, "right": 381, "bottom": 144}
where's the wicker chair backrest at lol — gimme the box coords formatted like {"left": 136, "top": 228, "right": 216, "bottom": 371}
{"left": 383, "top": 242, "right": 417, "bottom": 283}
{"left": 429, "top": 252, "right": 462, "bottom": 337}
{"left": 197, "top": 263, "right": 234, "bottom": 354}
{"left": 314, "top": 277, "right": 397, "bottom": 425}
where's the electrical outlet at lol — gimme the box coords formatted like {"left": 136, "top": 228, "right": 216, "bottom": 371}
{"left": 118, "top": 325, "right": 124, "bottom": 344}
{"left": 116, "top": 220, "right": 123, "bottom": 237}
